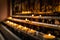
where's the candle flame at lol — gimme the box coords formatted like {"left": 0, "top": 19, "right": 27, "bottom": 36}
{"left": 25, "top": 18, "right": 27, "bottom": 21}
{"left": 22, "top": 11, "right": 31, "bottom": 14}
{"left": 39, "top": 15, "right": 41, "bottom": 17}
{"left": 11, "top": 22, "right": 13, "bottom": 24}
{"left": 6, "top": 21, "right": 10, "bottom": 23}
{"left": 48, "top": 34, "right": 51, "bottom": 36}
{"left": 24, "top": 27, "right": 27, "bottom": 29}
{"left": 18, "top": 25, "right": 22, "bottom": 27}
{"left": 32, "top": 14, "right": 34, "bottom": 16}
{"left": 14, "top": 23, "right": 17, "bottom": 26}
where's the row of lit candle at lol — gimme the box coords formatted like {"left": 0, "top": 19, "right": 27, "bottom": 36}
{"left": 5, "top": 21, "right": 55, "bottom": 39}
{"left": 8, "top": 15, "right": 42, "bottom": 20}
{"left": 5, "top": 21, "right": 36, "bottom": 35}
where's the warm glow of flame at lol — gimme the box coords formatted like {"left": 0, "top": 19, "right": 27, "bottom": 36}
{"left": 9, "top": 22, "right": 12, "bottom": 24}
{"left": 43, "top": 33, "right": 55, "bottom": 39}
{"left": 6, "top": 21, "right": 10, "bottom": 23}
{"left": 9, "top": 22, "right": 13, "bottom": 25}
{"left": 25, "top": 18, "right": 29, "bottom": 21}
{"left": 25, "top": 18, "right": 28, "bottom": 21}
{"left": 30, "top": 29, "right": 35, "bottom": 33}
{"left": 13, "top": 23, "right": 17, "bottom": 26}
{"left": 39, "top": 15, "right": 42, "bottom": 17}
{"left": 48, "top": 33, "right": 51, "bottom": 36}
{"left": 11, "top": 22, "right": 13, "bottom": 24}
{"left": 24, "top": 27, "right": 27, "bottom": 29}
{"left": 32, "top": 14, "right": 34, "bottom": 16}
{"left": 18, "top": 25, "right": 22, "bottom": 28}
{"left": 17, "top": 25, "right": 23, "bottom": 29}
{"left": 22, "top": 11, "right": 31, "bottom": 14}
{"left": 8, "top": 17, "right": 12, "bottom": 19}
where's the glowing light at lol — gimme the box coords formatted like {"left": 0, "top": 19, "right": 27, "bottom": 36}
{"left": 22, "top": 27, "right": 28, "bottom": 31}
{"left": 22, "top": 11, "right": 31, "bottom": 14}
{"left": 24, "top": 27, "right": 27, "bottom": 29}
{"left": 43, "top": 33, "right": 55, "bottom": 39}
{"left": 6, "top": 21, "right": 10, "bottom": 23}
{"left": 28, "top": 29, "right": 36, "bottom": 34}
{"left": 25, "top": 18, "right": 29, "bottom": 21}
{"left": 17, "top": 25, "right": 23, "bottom": 30}
{"left": 18, "top": 25, "right": 22, "bottom": 28}
{"left": 39, "top": 15, "right": 42, "bottom": 17}
{"left": 13, "top": 23, "right": 17, "bottom": 26}
{"left": 9, "top": 22, "right": 13, "bottom": 25}
{"left": 48, "top": 33, "right": 51, "bottom": 36}
{"left": 8, "top": 17, "right": 12, "bottom": 19}
{"left": 30, "top": 29, "right": 35, "bottom": 32}
{"left": 25, "top": 18, "right": 28, "bottom": 21}
{"left": 32, "top": 14, "right": 34, "bottom": 17}
{"left": 11, "top": 22, "right": 13, "bottom": 24}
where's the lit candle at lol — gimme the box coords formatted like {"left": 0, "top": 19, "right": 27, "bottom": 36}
{"left": 28, "top": 29, "right": 36, "bottom": 35}
{"left": 25, "top": 18, "right": 29, "bottom": 21}
{"left": 11, "top": 22, "right": 13, "bottom": 25}
{"left": 13, "top": 23, "right": 18, "bottom": 27}
{"left": 8, "top": 17, "right": 12, "bottom": 19}
{"left": 14, "top": 23, "right": 17, "bottom": 26}
{"left": 9, "top": 22, "right": 14, "bottom": 27}
{"left": 25, "top": 18, "right": 28, "bottom": 21}
{"left": 43, "top": 33, "right": 55, "bottom": 39}
{"left": 6, "top": 21, "right": 10, "bottom": 23}
{"left": 6, "top": 21, "right": 10, "bottom": 26}
{"left": 39, "top": 15, "right": 42, "bottom": 17}
{"left": 48, "top": 33, "right": 51, "bottom": 36}
{"left": 22, "top": 27, "right": 28, "bottom": 32}
{"left": 17, "top": 25, "right": 23, "bottom": 30}
{"left": 32, "top": 14, "right": 34, "bottom": 17}
{"left": 11, "top": 22, "right": 15, "bottom": 27}
{"left": 9, "top": 22, "right": 13, "bottom": 25}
